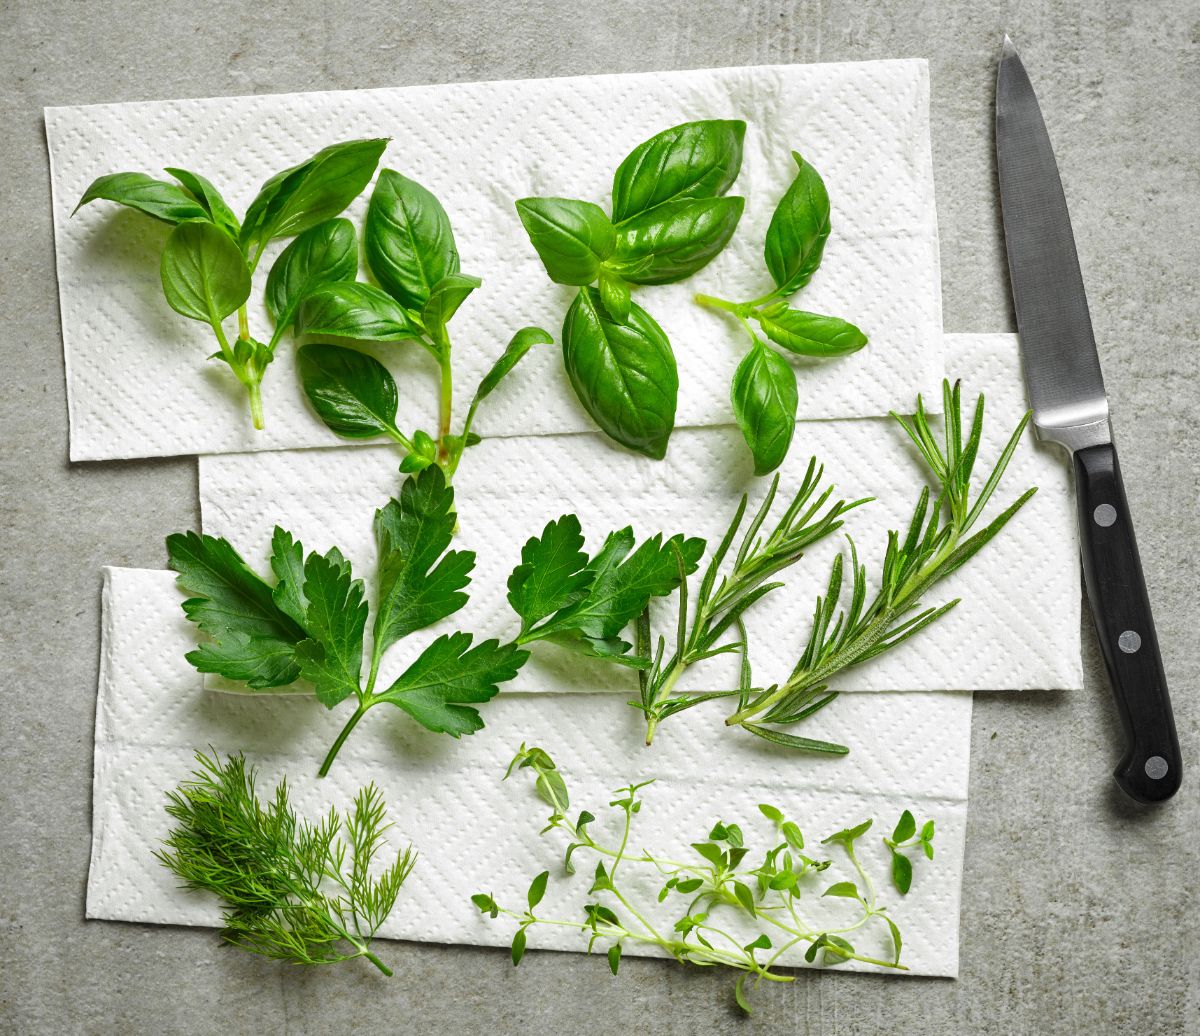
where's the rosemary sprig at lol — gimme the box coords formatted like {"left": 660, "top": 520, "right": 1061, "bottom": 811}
{"left": 156, "top": 750, "right": 415, "bottom": 974}
{"left": 474, "top": 746, "right": 930, "bottom": 1015}
{"left": 724, "top": 380, "right": 1035, "bottom": 746}
{"left": 634, "top": 459, "right": 868, "bottom": 745}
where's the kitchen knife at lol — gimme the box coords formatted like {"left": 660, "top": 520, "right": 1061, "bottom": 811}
{"left": 995, "top": 35, "right": 1181, "bottom": 803}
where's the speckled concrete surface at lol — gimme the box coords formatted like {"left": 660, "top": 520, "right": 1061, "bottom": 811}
{"left": 1, "top": 2, "right": 1197, "bottom": 1033}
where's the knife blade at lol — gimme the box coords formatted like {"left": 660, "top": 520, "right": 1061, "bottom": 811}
{"left": 996, "top": 35, "right": 1181, "bottom": 804}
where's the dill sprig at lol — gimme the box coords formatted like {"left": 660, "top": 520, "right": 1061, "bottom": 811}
{"left": 156, "top": 750, "right": 415, "bottom": 974}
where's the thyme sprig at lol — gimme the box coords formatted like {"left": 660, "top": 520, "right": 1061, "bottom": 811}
{"left": 156, "top": 750, "right": 415, "bottom": 974}
{"left": 474, "top": 746, "right": 930, "bottom": 1015}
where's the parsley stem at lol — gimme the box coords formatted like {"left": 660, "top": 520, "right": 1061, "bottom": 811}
{"left": 319, "top": 704, "right": 369, "bottom": 777}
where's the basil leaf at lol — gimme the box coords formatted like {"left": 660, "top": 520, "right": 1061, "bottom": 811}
{"left": 730, "top": 341, "right": 797, "bottom": 475}
{"left": 75, "top": 172, "right": 209, "bottom": 224}
{"left": 160, "top": 221, "right": 251, "bottom": 324}
{"left": 598, "top": 269, "right": 631, "bottom": 322}
{"left": 365, "top": 169, "right": 459, "bottom": 311}
{"left": 515, "top": 197, "right": 615, "bottom": 285}
{"left": 421, "top": 273, "right": 482, "bottom": 345}
{"left": 164, "top": 168, "right": 240, "bottom": 236}
{"left": 296, "top": 282, "right": 421, "bottom": 341}
{"left": 240, "top": 138, "right": 387, "bottom": 250}
{"left": 611, "top": 119, "right": 746, "bottom": 224}
{"left": 612, "top": 196, "right": 744, "bottom": 285}
{"left": 471, "top": 326, "right": 554, "bottom": 409}
{"left": 297, "top": 343, "right": 401, "bottom": 439}
{"left": 757, "top": 308, "right": 867, "bottom": 357}
{"left": 265, "top": 218, "right": 358, "bottom": 333}
{"left": 764, "top": 151, "right": 831, "bottom": 296}
{"left": 561, "top": 287, "right": 677, "bottom": 460}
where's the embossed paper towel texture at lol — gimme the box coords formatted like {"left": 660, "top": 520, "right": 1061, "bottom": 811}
{"left": 199, "top": 335, "right": 1082, "bottom": 697}
{"left": 89, "top": 567, "right": 969, "bottom": 976}
{"left": 47, "top": 60, "right": 942, "bottom": 461}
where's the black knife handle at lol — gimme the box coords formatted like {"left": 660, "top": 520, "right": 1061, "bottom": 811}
{"left": 1073, "top": 442, "right": 1181, "bottom": 803}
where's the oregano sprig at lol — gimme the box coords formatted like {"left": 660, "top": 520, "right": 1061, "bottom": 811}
{"left": 76, "top": 139, "right": 388, "bottom": 429}
{"left": 156, "top": 750, "right": 415, "bottom": 974}
{"left": 474, "top": 746, "right": 930, "bottom": 1015}
{"left": 695, "top": 151, "right": 868, "bottom": 474}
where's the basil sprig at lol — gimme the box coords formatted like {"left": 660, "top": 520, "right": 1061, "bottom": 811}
{"left": 517, "top": 119, "right": 747, "bottom": 460}
{"left": 695, "top": 151, "right": 868, "bottom": 474}
{"left": 293, "top": 170, "right": 552, "bottom": 478}
{"left": 75, "top": 139, "right": 388, "bottom": 428}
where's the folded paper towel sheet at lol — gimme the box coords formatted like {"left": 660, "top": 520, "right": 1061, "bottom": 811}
{"left": 47, "top": 59, "right": 942, "bottom": 461}
{"left": 89, "top": 567, "right": 969, "bottom": 976}
{"left": 198, "top": 334, "right": 1082, "bottom": 698}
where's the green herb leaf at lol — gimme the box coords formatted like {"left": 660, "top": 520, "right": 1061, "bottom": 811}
{"left": 612, "top": 196, "right": 744, "bottom": 285}
{"left": 758, "top": 804, "right": 784, "bottom": 823}
{"left": 160, "top": 221, "right": 251, "bottom": 324}
{"left": 294, "top": 548, "right": 367, "bottom": 708}
{"left": 527, "top": 871, "right": 549, "bottom": 910}
{"left": 265, "top": 218, "right": 358, "bottom": 333}
{"left": 608, "top": 942, "right": 622, "bottom": 975}
{"left": 892, "top": 809, "right": 916, "bottom": 843}
{"left": 421, "top": 272, "right": 482, "bottom": 345}
{"left": 764, "top": 151, "right": 831, "bottom": 296}
{"left": 515, "top": 197, "right": 616, "bottom": 285}
{"left": 376, "top": 632, "right": 528, "bottom": 737}
{"left": 821, "top": 820, "right": 873, "bottom": 848}
{"left": 757, "top": 308, "right": 867, "bottom": 358}
{"left": 472, "top": 892, "right": 500, "bottom": 918}
{"left": 165, "top": 168, "right": 240, "bottom": 236}
{"left": 731, "top": 340, "right": 798, "bottom": 476}
{"left": 373, "top": 466, "right": 474, "bottom": 655}
{"left": 297, "top": 344, "right": 401, "bottom": 440}
{"left": 822, "top": 881, "right": 861, "bottom": 899}
{"left": 510, "top": 927, "right": 527, "bottom": 965}
{"left": 241, "top": 138, "right": 387, "bottom": 250}
{"left": 296, "top": 281, "right": 421, "bottom": 341}
{"left": 597, "top": 269, "right": 632, "bottom": 322}
{"left": 611, "top": 119, "right": 746, "bottom": 223}
{"left": 507, "top": 514, "right": 593, "bottom": 630}
{"left": 166, "top": 530, "right": 306, "bottom": 688}
{"left": 75, "top": 171, "right": 209, "bottom": 224}
{"left": 561, "top": 286, "right": 678, "bottom": 460}
{"left": 269, "top": 527, "right": 309, "bottom": 627}
{"left": 365, "top": 169, "right": 459, "bottom": 311}
{"left": 469, "top": 326, "right": 554, "bottom": 415}
{"left": 891, "top": 850, "right": 913, "bottom": 895}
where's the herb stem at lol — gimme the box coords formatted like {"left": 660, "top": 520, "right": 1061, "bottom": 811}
{"left": 246, "top": 380, "right": 265, "bottom": 431}
{"left": 437, "top": 347, "right": 453, "bottom": 464}
{"left": 319, "top": 704, "right": 369, "bottom": 777}
{"left": 362, "top": 949, "right": 393, "bottom": 976}
{"left": 693, "top": 292, "right": 743, "bottom": 314}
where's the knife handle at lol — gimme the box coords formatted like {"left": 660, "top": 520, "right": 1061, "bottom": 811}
{"left": 1073, "top": 442, "right": 1181, "bottom": 803}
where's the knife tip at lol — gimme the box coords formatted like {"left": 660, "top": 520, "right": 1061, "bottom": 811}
{"left": 1000, "top": 33, "right": 1019, "bottom": 60}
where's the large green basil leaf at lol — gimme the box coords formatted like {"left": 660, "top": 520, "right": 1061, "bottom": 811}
{"left": 296, "top": 282, "right": 421, "bottom": 341}
{"left": 365, "top": 169, "right": 459, "bottom": 311}
{"left": 240, "top": 138, "right": 387, "bottom": 250}
{"left": 731, "top": 340, "right": 798, "bottom": 476}
{"left": 160, "top": 221, "right": 251, "bottom": 324}
{"left": 164, "top": 168, "right": 240, "bottom": 236}
{"left": 561, "top": 287, "right": 677, "bottom": 460}
{"left": 471, "top": 326, "right": 554, "bottom": 410}
{"left": 421, "top": 273, "right": 482, "bottom": 345}
{"left": 515, "top": 197, "right": 615, "bottom": 285}
{"left": 611, "top": 120, "right": 746, "bottom": 224}
{"left": 757, "top": 307, "right": 867, "bottom": 357}
{"left": 612, "top": 196, "right": 744, "bottom": 285}
{"left": 265, "top": 218, "right": 358, "bottom": 333}
{"left": 75, "top": 172, "right": 209, "bottom": 224}
{"left": 297, "top": 343, "right": 401, "bottom": 439}
{"left": 764, "top": 151, "right": 831, "bottom": 296}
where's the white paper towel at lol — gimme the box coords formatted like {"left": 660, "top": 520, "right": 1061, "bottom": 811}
{"left": 198, "top": 334, "right": 1082, "bottom": 699}
{"left": 48, "top": 59, "right": 942, "bottom": 461}
{"left": 89, "top": 566, "right": 969, "bottom": 977}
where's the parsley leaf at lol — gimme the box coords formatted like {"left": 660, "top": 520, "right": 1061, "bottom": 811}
{"left": 507, "top": 515, "right": 593, "bottom": 630}
{"left": 376, "top": 632, "right": 529, "bottom": 736}
{"left": 168, "top": 467, "right": 527, "bottom": 775}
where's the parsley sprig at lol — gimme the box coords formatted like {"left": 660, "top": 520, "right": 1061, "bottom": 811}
{"left": 474, "top": 746, "right": 931, "bottom": 1014}
{"left": 156, "top": 750, "right": 415, "bottom": 974}
{"left": 167, "top": 467, "right": 528, "bottom": 775}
